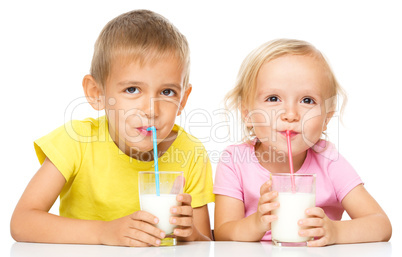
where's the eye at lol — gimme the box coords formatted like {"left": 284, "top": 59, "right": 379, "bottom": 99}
{"left": 125, "top": 87, "right": 140, "bottom": 94}
{"left": 161, "top": 89, "right": 176, "bottom": 97}
{"left": 265, "top": 95, "right": 280, "bottom": 102}
{"left": 301, "top": 97, "right": 316, "bottom": 104}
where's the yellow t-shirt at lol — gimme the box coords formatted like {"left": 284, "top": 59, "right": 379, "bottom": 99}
{"left": 34, "top": 116, "right": 214, "bottom": 221}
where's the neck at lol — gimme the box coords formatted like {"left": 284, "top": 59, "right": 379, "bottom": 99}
{"left": 255, "top": 142, "right": 307, "bottom": 173}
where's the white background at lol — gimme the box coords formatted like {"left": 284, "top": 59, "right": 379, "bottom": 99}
{"left": 1, "top": 0, "right": 401, "bottom": 254}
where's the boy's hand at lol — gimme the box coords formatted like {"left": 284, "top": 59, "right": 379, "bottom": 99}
{"left": 170, "top": 193, "right": 194, "bottom": 238}
{"left": 99, "top": 211, "right": 166, "bottom": 247}
{"left": 255, "top": 180, "right": 279, "bottom": 232}
{"left": 298, "top": 207, "right": 337, "bottom": 247}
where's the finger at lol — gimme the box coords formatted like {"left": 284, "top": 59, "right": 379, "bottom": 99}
{"left": 260, "top": 180, "right": 272, "bottom": 196}
{"left": 298, "top": 218, "right": 324, "bottom": 228}
{"left": 260, "top": 214, "right": 277, "bottom": 225}
{"left": 125, "top": 229, "right": 162, "bottom": 247}
{"left": 176, "top": 193, "right": 191, "bottom": 205}
{"left": 171, "top": 205, "right": 193, "bottom": 216}
{"left": 170, "top": 216, "right": 193, "bottom": 227}
{"left": 131, "top": 210, "right": 159, "bottom": 225}
{"left": 299, "top": 227, "right": 325, "bottom": 238}
{"left": 130, "top": 220, "right": 166, "bottom": 239}
{"left": 307, "top": 237, "right": 328, "bottom": 247}
{"left": 305, "top": 207, "right": 325, "bottom": 218}
{"left": 124, "top": 237, "right": 151, "bottom": 247}
{"left": 259, "top": 190, "right": 278, "bottom": 204}
{"left": 258, "top": 202, "right": 279, "bottom": 215}
{"left": 173, "top": 227, "right": 193, "bottom": 238}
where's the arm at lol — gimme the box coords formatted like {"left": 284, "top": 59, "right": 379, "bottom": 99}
{"left": 170, "top": 194, "right": 212, "bottom": 241}
{"left": 300, "top": 184, "right": 392, "bottom": 246}
{"left": 10, "top": 158, "right": 165, "bottom": 246}
{"left": 214, "top": 180, "right": 279, "bottom": 241}
{"left": 336, "top": 184, "right": 391, "bottom": 243}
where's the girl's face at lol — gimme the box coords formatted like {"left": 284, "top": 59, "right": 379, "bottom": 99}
{"left": 245, "top": 54, "right": 334, "bottom": 157}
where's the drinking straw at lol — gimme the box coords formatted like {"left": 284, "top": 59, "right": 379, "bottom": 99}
{"left": 286, "top": 130, "right": 296, "bottom": 193}
{"left": 147, "top": 126, "right": 160, "bottom": 196}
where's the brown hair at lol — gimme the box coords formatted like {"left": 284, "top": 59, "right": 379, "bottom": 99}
{"left": 90, "top": 10, "right": 190, "bottom": 89}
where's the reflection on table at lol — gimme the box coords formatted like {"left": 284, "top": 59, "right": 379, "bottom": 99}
{"left": 10, "top": 241, "right": 393, "bottom": 257}
{"left": 215, "top": 241, "right": 393, "bottom": 257}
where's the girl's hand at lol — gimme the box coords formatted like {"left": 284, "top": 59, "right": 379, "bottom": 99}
{"left": 298, "top": 207, "right": 337, "bottom": 247}
{"left": 170, "top": 193, "right": 194, "bottom": 238}
{"left": 255, "top": 180, "right": 279, "bottom": 232}
{"left": 99, "top": 211, "right": 166, "bottom": 247}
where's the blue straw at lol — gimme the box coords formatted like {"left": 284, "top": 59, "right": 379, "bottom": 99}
{"left": 147, "top": 126, "right": 160, "bottom": 196}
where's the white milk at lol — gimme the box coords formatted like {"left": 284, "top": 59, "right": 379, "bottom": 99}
{"left": 140, "top": 194, "right": 179, "bottom": 234}
{"left": 271, "top": 192, "right": 315, "bottom": 243}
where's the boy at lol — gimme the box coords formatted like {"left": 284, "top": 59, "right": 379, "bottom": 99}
{"left": 11, "top": 10, "right": 214, "bottom": 247}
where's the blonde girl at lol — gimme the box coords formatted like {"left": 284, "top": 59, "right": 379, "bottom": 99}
{"left": 213, "top": 39, "right": 391, "bottom": 246}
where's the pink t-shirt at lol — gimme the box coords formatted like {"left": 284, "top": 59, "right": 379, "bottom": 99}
{"left": 213, "top": 140, "right": 363, "bottom": 241}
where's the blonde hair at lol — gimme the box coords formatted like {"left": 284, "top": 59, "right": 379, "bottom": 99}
{"left": 225, "top": 38, "right": 347, "bottom": 142}
{"left": 90, "top": 10, "right": 190, "bottom": 89}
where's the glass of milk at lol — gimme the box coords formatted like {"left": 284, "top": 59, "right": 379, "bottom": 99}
{"left": 270, "top": 173, "right": 316, "bottom": 246}
{"left": 138, "top": 171, "right": 184, "bottom": 246}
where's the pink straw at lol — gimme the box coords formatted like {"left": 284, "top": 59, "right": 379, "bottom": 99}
{"left": 286, "top": 130, "right": 296, "bottom": 193}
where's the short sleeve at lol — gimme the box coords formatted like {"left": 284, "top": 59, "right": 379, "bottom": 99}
{"left": 213, "top": 146, "right": 244, "bottom": 201}
{"left": 34, "top": 120, "right": 86, "bottom": 182}
{"left": 184, "top": 145, "right": 215, "bottom": 208}
{"left": 328, "top": 152, "right": 363, "bottom": 202}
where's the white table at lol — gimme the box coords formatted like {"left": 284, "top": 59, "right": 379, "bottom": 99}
{"left": 10, "top": 241, "right": 396, "bottom": 257}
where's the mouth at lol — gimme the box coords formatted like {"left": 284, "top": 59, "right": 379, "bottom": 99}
{"left": 279, "top": 130, "right": 299, "bottom": 138}
{"left": 136, "top": 126, "right": 156, "bottom": 137}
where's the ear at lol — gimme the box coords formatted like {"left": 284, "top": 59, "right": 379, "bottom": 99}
{"left": 241, "top": 105, "right": 253, "bottom": 128}
{"left": 177, "top": 84, "right": 192, "bottom": 116}
{"left": 323, "top": 110, "right": 335, "bottom": 131}
{"left": 322, "top": 96, "right": 337, "bottom": 131}
{"left": 82, "top": 75, "right": 105, "bottom": 110}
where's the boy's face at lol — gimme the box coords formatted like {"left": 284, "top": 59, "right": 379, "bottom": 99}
{"left": 102, "top": 56, "right": 190, "bottom": 156}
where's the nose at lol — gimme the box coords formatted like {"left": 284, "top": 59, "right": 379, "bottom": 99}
{"left": 280, "top": 104, "right": 300, "bottom": 123}
{"left": 142, "top": 96, "right": 160, "bottom": 119}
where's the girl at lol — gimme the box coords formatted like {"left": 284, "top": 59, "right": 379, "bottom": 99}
{"left": 213, "top": 39, "right": 392, "bottom": 246}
